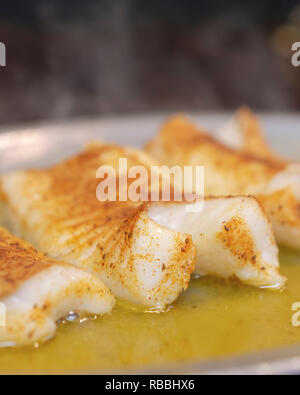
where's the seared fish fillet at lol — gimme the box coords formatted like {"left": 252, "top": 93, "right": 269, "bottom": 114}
{"left": 0, "top": 143, "right": 285, "bottom": 294}
{"left": 0, "top": 226, "right": 114, "bottom": 347}
{"left": 216, "top": 107, "right": 284, "bottom": 163}
{"left": 217, "top": 109, "right": 300, "bottom": 249}
{"left": 146, "top": 115, "right": 300, "bottom": 249}
{"left": 150, "top": 197, "right": 285, "bottom": 289}
{"left": 0, "top": 144, "right": 196, "bottom": 309}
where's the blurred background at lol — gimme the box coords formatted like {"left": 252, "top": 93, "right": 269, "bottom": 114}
{"left": 0, "top": 0, "right": 299, "bottom": 125}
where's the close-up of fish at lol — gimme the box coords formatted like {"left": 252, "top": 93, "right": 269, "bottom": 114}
{"left": 149, "top": 196, "right": 285, "bottom": 289}
{"left": 0, "top": 142, "right": 286, "bottom": 315}
{"left": 216, "top": 107, "right": 285, "bottom": 164}
{"left": 1, "top": 0, "right": 300, "bottom": 377}
{"left": 0, "top": 226, "right": 114, "bottom": 347}
{"left": 0, "top": 144, "right": 196, "bottom": 309}
{"left": 146, "top": 115, "right": 300, "bottom": 250}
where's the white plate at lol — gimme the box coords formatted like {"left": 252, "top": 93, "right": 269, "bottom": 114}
{"left": 0, "top": 112, "right": 299, "bottom": 173}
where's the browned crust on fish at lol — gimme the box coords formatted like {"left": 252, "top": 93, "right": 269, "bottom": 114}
{"left": 0, "top": 143, "right": 197, "bottom": 306}
{"left": 235, "top": 107, "right": 286, "bottom": 164}
{"left": 146, "top": 115, "right": 284, "bottom": 195}
{"left": 216, "top": 216, "right": 261, "bottom": 268}
{"left": 147, "top": 114, "right": 284, "bottom": 169}
{"left": 0, "top": 227, "right": 57, "bottom": 299}
{"left": 15, "top": 142, "right": 197, "bottom": 235}
{"left": 258, "top": 188, "right": 300, "bottom": 228}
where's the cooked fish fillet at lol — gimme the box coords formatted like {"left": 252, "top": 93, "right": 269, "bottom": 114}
{"left": 0, "top": 144, "right": 196, "bottom": 309}
{"left": 0, "top": 226, "right": 114, "bottom": 347}
{"left": 0, "top": 143, "right": 285, "bottom": 294}
{"left": 146, "top": 115, "right": 300, "bottom": 250}
{"left": 146, "top": 115, "right": 282, "bottom": 196}
{"left": 216, "top": 108, "right": 300, "bottom": 249}
{"left": 150, "top": 197, "right": 285, "bottom": 289}
{"left": 216, "top": 107, "right": 285, "bottom": 164}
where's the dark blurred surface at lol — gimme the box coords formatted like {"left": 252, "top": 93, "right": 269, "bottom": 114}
{"left": 0, "top": 0, "right": 299, "bottom": 124}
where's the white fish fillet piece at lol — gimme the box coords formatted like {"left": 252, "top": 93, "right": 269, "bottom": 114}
{"left": 0, "top": 226, "right": 114, "bottom": 347}
{"left": 150, "top": 197, "right": 285, "bottom": 289}
{"left": 216, "top": 108, "right": 300, "bottom": 250}
{"left": 0, "top": 144, "right": 196, "bottom": 309}
{"left": 0, "top": 143, "right": 285, "bottom": 295}
{"left": 146, "top": 115, "right": 300, "bottom": 250}
{"left": 216, "top": 107, "right": 284, "bottom": 163}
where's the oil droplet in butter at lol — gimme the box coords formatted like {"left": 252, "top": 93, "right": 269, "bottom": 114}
{"left": 1, "top": 248, "right": 300, "bottom": 373}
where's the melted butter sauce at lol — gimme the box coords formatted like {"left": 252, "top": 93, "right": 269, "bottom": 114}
{"left": 1, "top": 248, "right": 300, "bottom": 373}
